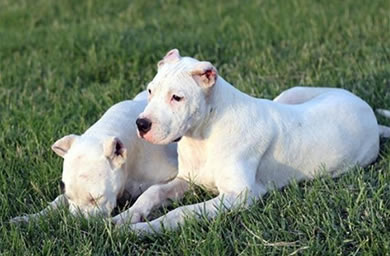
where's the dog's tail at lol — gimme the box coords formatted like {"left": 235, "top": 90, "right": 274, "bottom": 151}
{"left": 377, "top": 109, "right": 390, "bottom": 138}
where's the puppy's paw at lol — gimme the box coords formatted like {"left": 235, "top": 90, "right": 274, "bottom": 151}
{"left": 129, "top": 222, "right": 154, "bottom": 235}
{"left": 112, "top": 211, "right": 142, "bottom": 226}
{"left": 10, "top": 215, "right": 29, "bottom": 224}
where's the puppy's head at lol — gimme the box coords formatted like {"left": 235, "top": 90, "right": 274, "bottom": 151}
{"left": 136, "top": 49, "right": 217, "bottom": 144}
{"left": 52, "top": 135, "right": 127, "bottom": 217}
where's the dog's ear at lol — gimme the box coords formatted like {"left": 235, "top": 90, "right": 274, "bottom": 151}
{"left": 157, "top": 49, "right": 181, "bottom": 69}
{"left": 51, "top": 134, "right": 78, "bottom": 158}
{"left": 103, "top": 137, "right": 127, "bottom": 168}
{"left": 191, "top": 61, "right": 218, "bottom": 88}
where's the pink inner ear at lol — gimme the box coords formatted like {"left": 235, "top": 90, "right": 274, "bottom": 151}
{"left": 114, "top": 139, "right": 124, "bottom": 156}
{"left": 163, "top": 49, "right": 181, "bottom": 63}
{"left": 204, "top": 69, "right": 216, "bottom": 79}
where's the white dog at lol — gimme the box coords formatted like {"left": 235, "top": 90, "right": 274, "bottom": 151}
{"left": 113, "top": 49, "right": 390, "bottom": 234}
{"left": 11, "top": 91, "right": 178, "bottom": 222}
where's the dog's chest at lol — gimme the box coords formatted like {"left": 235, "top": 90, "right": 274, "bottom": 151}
{"left": 177, "top": 138, "right": 216, "bottom": 190}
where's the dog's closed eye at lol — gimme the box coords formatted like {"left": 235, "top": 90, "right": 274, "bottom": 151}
{"left": 89, "top": 197, "right": 97, "bottom": 205}
{"left": 88, "top": 194, "right": 103, "bottom": 205}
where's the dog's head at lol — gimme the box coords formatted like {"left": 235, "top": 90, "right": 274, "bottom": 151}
{"left": 136, "top": 49, "right": 217, "bottom": 144}
{"left": 52, "top": 135, "right": 128, "bottom": 217}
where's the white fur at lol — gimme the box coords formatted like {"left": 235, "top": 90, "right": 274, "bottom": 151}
{"left": 114, "top": 50, "right": 390, "bottom": 234}
{"left": 377, "top": 109, "right": 390, "bottom": 138}
{"left": 11, "top": 91, "right": 177, "bottom": 222}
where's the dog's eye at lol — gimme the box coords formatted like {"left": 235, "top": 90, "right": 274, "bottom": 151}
{"left": 172, "top": 94, "right": 183, "bottom": 102}
{"left": 60, "top": 181, "right": 65, "bottom": 193}
{"left": 148, "top": 89, "right": 151, "bottom": 94}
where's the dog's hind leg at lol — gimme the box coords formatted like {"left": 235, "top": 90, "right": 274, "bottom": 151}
{"left": 10, "top": 194, "right": 67, "bottom": 223}
{"left": 377, "top": 109, "right": 390, "bottom": 138}
{"left": 274, "top": 86, "right": 341, "bottom": 104}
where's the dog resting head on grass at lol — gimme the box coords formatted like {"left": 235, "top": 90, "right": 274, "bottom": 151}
{"left": 51, "top": 134, "right": 129, "bottom": 216}
{"left": 11, "top": 91, "right": 178, "bottom": 222}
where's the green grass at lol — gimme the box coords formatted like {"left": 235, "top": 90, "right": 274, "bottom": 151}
{"left": 1, "top": 0, "right": 390, "bottom": 254}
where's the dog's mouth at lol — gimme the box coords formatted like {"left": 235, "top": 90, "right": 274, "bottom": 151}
{"left": 137, "top": 129, "right": 145, "bottom": 139}
{"left": 172, "top": 137, "right": 182, "bottom": 143}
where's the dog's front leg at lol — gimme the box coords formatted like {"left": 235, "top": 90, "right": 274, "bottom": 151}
{"left": 10, "top": 194, "right": 68, "bottom": 223}
{"left": 127, "top": 159, "right": 268, "bottom": 235}
{"left": 127, "top": 192, "right": 252, "bottom": 235}
{"left": 112, "top": 177, "right": 189, "bottom": 225}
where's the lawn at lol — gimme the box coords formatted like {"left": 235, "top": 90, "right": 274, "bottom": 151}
{"left": 1, "top": 0, "right": 390, "bottom": 255}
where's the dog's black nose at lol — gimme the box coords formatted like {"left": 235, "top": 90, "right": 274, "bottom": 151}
{"left": 136, "top": 118, "right": 152, "bottom": 134}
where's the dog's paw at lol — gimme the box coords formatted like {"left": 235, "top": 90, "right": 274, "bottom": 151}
{"left": 129, "top": 222, "right": 154, "bottom": 235}
{"left": 114, "top": 221, "right": 157, "bottom": 235}
{"left": 10, "top": 215, "right": 29, "bottom": 224}
{"left": 112, "top": 211, "right": 142, "bottom": 226}
{"left": 113, "top": 217, "right": 164, "bottom": 235}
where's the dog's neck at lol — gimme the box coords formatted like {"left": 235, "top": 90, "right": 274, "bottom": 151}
{"left": 183, "top": 76, "right": 249, "bottom": 141}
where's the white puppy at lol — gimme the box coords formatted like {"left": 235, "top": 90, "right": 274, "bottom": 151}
{"left": 113, "top": 49, "right": 390, "bottom": 234}
{"left": 11, "top": 91, "right": 178, "bottom": 222}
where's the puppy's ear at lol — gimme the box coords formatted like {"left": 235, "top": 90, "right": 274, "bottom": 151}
{"left": 51, "top": 135, "right": 78, "bottom": 158}
{"left": 191, "top": 61, "right": 218, "bottom": 88}
{"left": 103, "top": 137, "right": 127, "bottom": 167}
{"left": 157, "top": 49, "right": 181, "bottom": 69}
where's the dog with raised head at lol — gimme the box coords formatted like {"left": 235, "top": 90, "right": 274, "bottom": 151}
{"left": 113, "top": 49, "right": 390, "bottom": 233}
{"left": 11, "top": 91, "right": 178, "bottom": 222}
